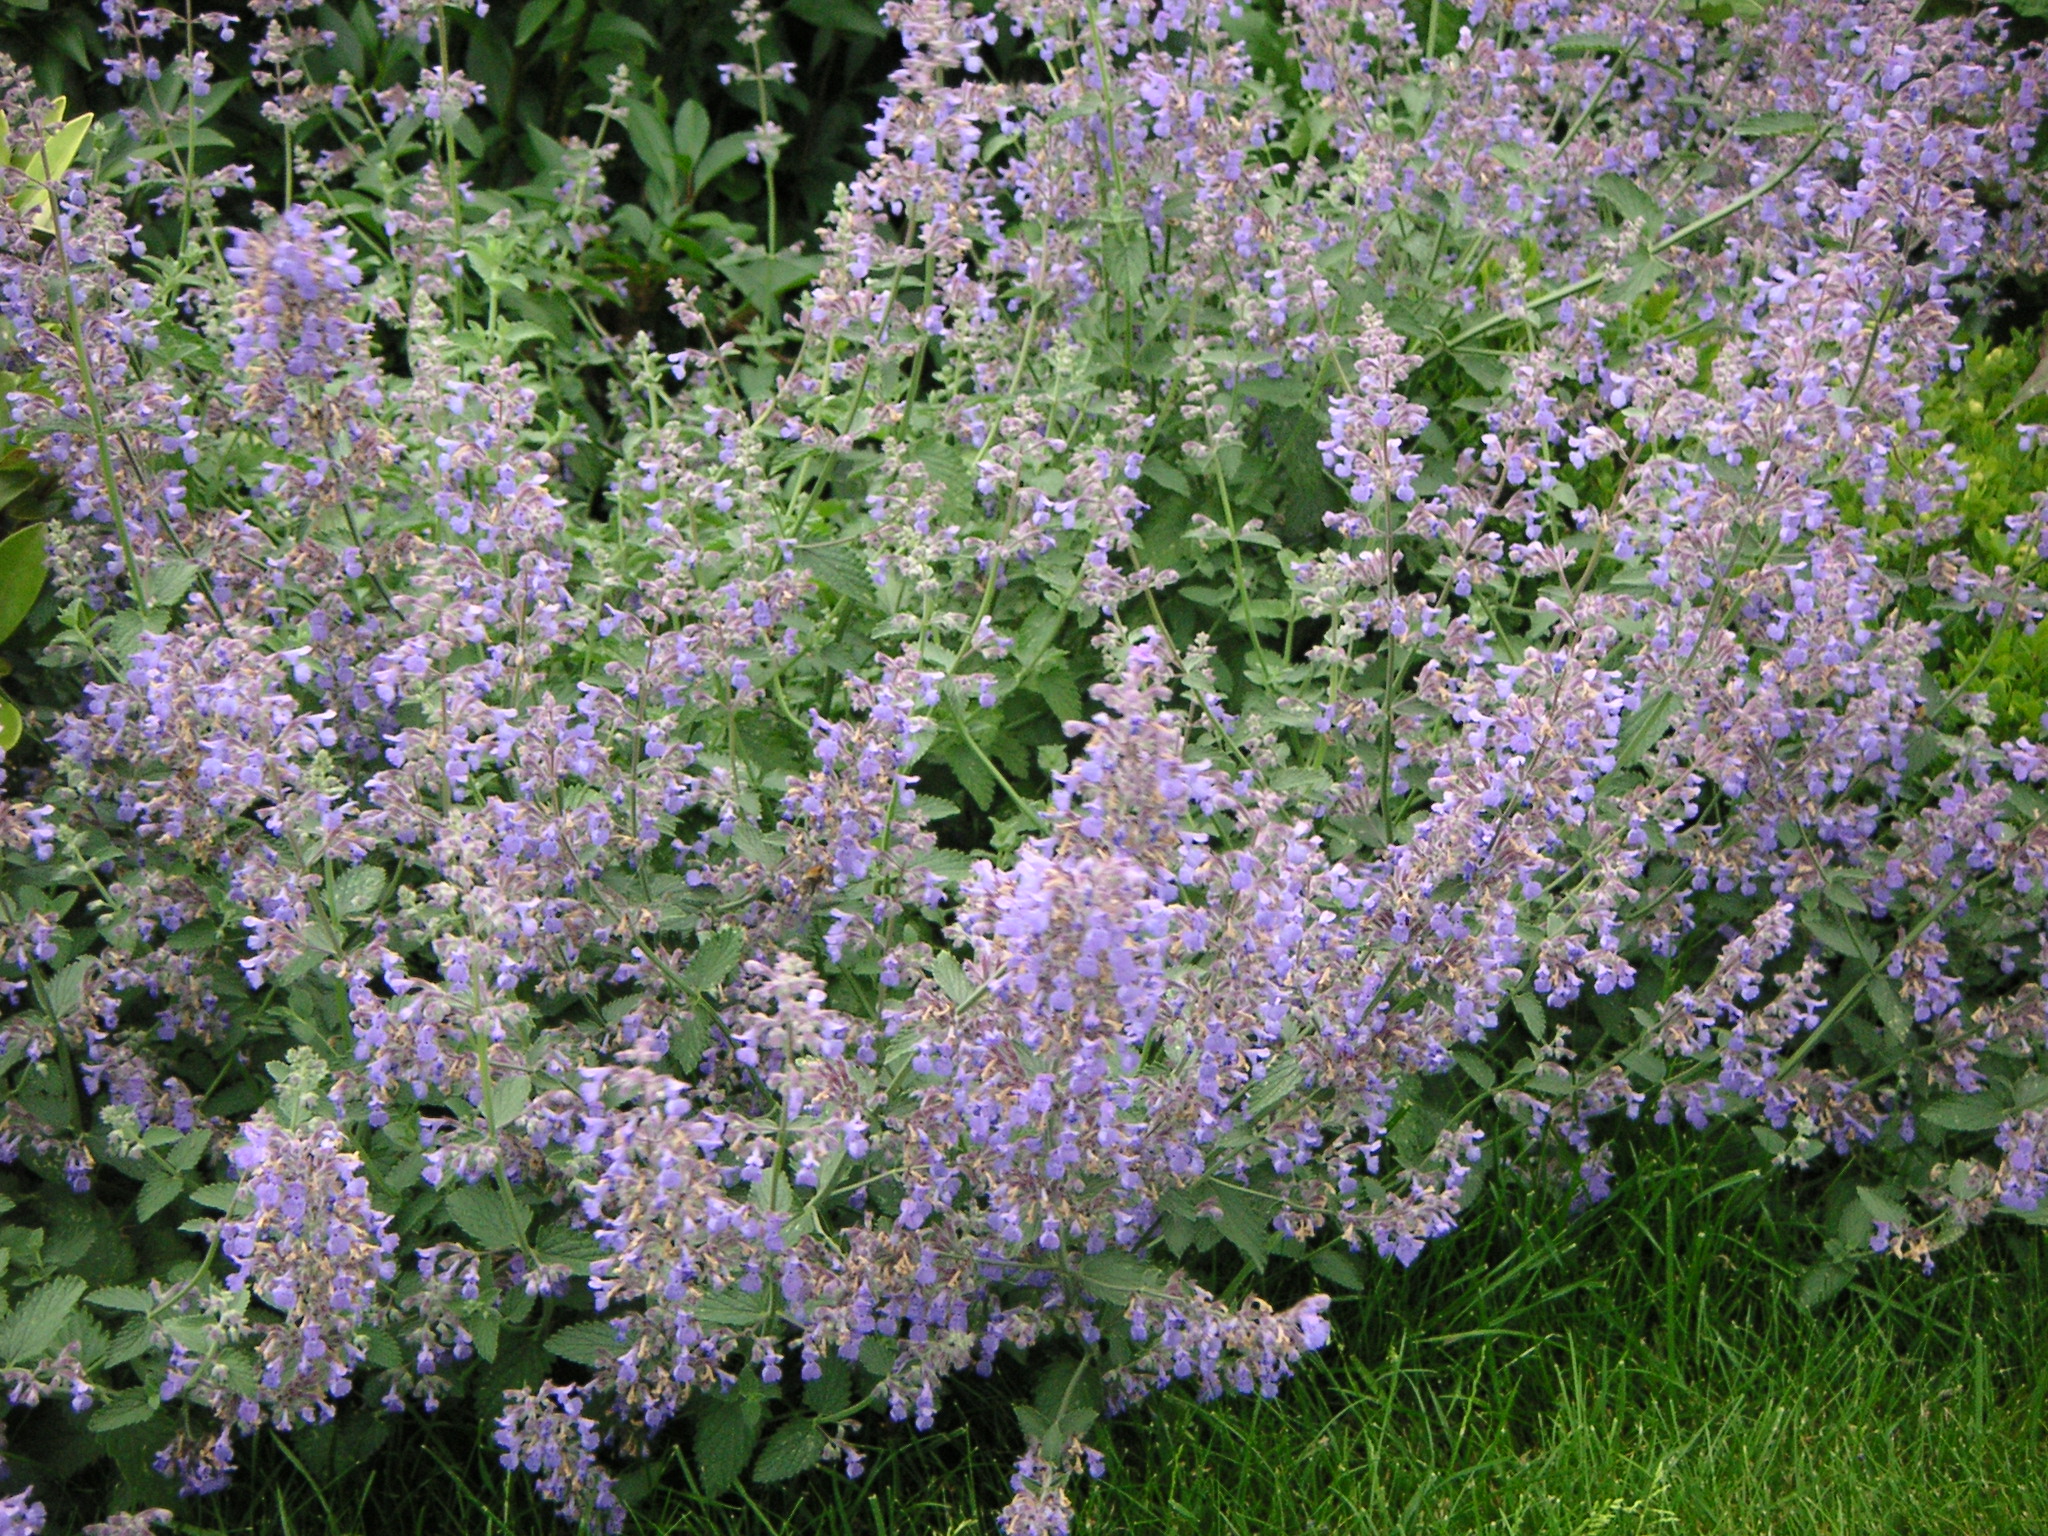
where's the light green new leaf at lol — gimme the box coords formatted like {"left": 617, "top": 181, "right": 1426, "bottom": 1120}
{"left": 0, "top": 521, "right": 45, "bottom": 644}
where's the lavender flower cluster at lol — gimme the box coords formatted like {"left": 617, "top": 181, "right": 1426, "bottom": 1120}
{"left": 2, "top": 1, "right": 2048, "bottom": 1531}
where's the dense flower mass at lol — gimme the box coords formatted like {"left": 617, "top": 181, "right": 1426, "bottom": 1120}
{"left": 2, "top": 0, "right": 2048, "bottom": 1531}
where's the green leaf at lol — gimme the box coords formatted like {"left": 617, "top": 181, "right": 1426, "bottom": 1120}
{"left": 135, "top": 1176, "right": 183, "bottom": 1222}
{"left": 0, "top": 1276, "right": 86, "bottom": 1362}
{"left": 1593, "top": 172, "right": 1660, "bottom": 229}
{"left": 717, "top": 254, "right": 824, "bottom": 322}
{"left": 1918, "top": 1096, "right": 2010, "bottom": 1134}
{"left": 1309, "top": 1248, "right": 1366, "bottom": 1290}
{"left": 673, "top": 100, "right": 711, "bottom": 165}
{"left": 693, "top": 132, "right": 752, "bottom": 190}
{"left": 48, "top": 955, "right": 89, "bottom": 1022}
{"left": 1206, "top": 1183, "right": 1274, "bottom": 1270}
{"left": 534, "top": 1224, "right": 602, "bottom": 1273}
{"left": 85, "top": 1286, "right": 153, "bottom": 1313}
{"left": 1073, "top": 1252, "right": 1168, "bottom": 1304}
{"left": 1732, "top": 111, "right": 1830, "bottom": 138}
{"left": 0, "top": 697, "right": 19, "bottom": 753}
{"left": 930, "top": 950, "right": 977, "bottom": 1009}
{"left": 546, "top": 1318, "right": 625, "bottom": 1367}
{"left": 802, "top": 1357, "right": 852, "bottom": 1416}
{"left": 328, "top": 863, "right": 386, "bottom": 917}
{"left": 136, "top": 558, "right": 199, "bottom": 614}
{"left": 486, "top": 1073, "right": 532, "bottom": 1130}
{"left": 694, "top": 1286, "right": 772, "bottom": 1329}
{"left": 1803, "top": 912, "right": 1873, "bottom": 964}
{"left": 624, "top": 97, "right": 677, "bottom": 197}
{"left": 473, "top": 1307, "right": 501, "bottom": 1363}
{"left": 443, "top": 1183, "right": 530, "bottom": 1251}
{"left": 165, "top": 1127, "right": 211, "bottom": 1172}
{"left": 186, "top": 1181, "right": 245, "bottom": 1213}
{"left": 695, "top": 1399, "right": 760, "bottom": 1496}
{"left": 1549, "top": 32, "right": 1630, "bottom": 58}
{"left": 1868, "top": 974, "right": 1911, "bottom": 1040}
{"left": 0, "top": 521, "right": 45, "bottom": 645}
{"left": 684, "top": 928, "right": 746, "bottom": 994}
{"left": 1797, "top": 1260, "right": 1853, "bottom": 1309}
{"left": 1450, "top": 1050, "right": 1497, "bottom": 1091}
{"left": 751, "top": 1419, "right": 827, "bottom": 1483}
{"left": 15, "top": 110, "right": 94, "bottom": 231}
{"left": 514, "top": 0, "right": 565, "bottom": 47}
{"left": 786, "top": 0, "right": 890, "bottom": 36}
{"left": 1856, "top": 1186, "right": 1912, "bottom": 1228}
{"left": 90, "top": 1392, "right": 162, "bottom": 1433}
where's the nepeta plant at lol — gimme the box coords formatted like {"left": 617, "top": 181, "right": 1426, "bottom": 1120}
{"left": 1, "top": 2, "right": 2047, "bottom": 1532}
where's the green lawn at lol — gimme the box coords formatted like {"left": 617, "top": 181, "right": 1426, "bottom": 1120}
{"left": 190, "top": 1129, "right": 2048, "bottom": 1536}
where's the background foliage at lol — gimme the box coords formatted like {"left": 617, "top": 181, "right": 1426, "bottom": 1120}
{"left": 0, "top": 4, "right": 2046, "bottom": 1536}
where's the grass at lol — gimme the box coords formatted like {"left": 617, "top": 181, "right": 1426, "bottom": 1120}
{"left": 173, "top": 1126, "right": 2048, "bottom": 1536}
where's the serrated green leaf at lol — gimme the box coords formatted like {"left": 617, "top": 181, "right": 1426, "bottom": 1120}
{"left": 1856, "top": 1186, "right": 1912, "bottom": 1228}
{"left": 857, "top": 1334, "right": 899, "bottom": 1377}
{"left": 103, "top": 1315, "right": 154, "bottom": 1368}
{"left": 186, "top": 1181, "right": 244, "bottom": 1213}
{"left": 135, "top": 1176, "right": 183, "bottom": 1222}
{"left": 751, "top": 1419, "right": 827, "bottom": 1483}
{"left": 486, "top": 1073, "right": 532, "bottom": 1130}
{"left": 546, "top": 1318, "right": 624, "bottom": 1367}
{"left": 1804, "top": 912, "right": 1872, "bottom": 963}
{"left": 1309, "top": 1248, "right": 1366, "bottom": 1290}
{"left": 47, "top": 956, "right": 90, "bottom": 1022}
{"left": 930, "top": 950, "right": 976, "bottom": 1008}
{"left": 1073, "top": 1251, "right": 1168, "bottom": 1303}
{"left": 165, "top": 1127, "right": 211, "bottom": 1172}
{"left": 802, "top": 1357, "right": 852, "bottom": 1417}
{"left": 1797, "top": 1261, "right": 1853, "bottom": 1309}
{"left": 443, "top": 1183, "right": 530, "bottom": 1251}
{"left": 1205, "top": 1183, "right": 1274, "bottom": 1270}
{"left": 85, "top": 1286, "right": 152, "bottom": 1313}
{"left": 328, "top": 863, "right": 386, "bottom": 917}
{"left": 1918, "top": 1096, "right": 2010, "bottom": 1134}
{"left": 473, "top": 1307, "right": 501, "bottom": 1363}
{"left": 0, "top": 1276, "right": 85, "bottom": 1362}
{"left": 694, "top": 1286, "right": 772, "bottom": 1329}
{"left": 137, "top": 558, "right": 199, "bottom": 614}
{"left": 684, "top": 927, "right": 746, "bottom": 994}
{"left": 534, "top": 1224, "right": 603, "bottom": 1273}
{"left": 91, "top": 1392, "right": 162, "bottom": 1433}
{"left": 695, "top": 1398, "right": 760, "bottom": 1496}
{"left": 1450, "top": 1050, "right": 1497, "bottom": 1091}
{"left": 1593, "top": 172, "right": 1660, "bottom": 229}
